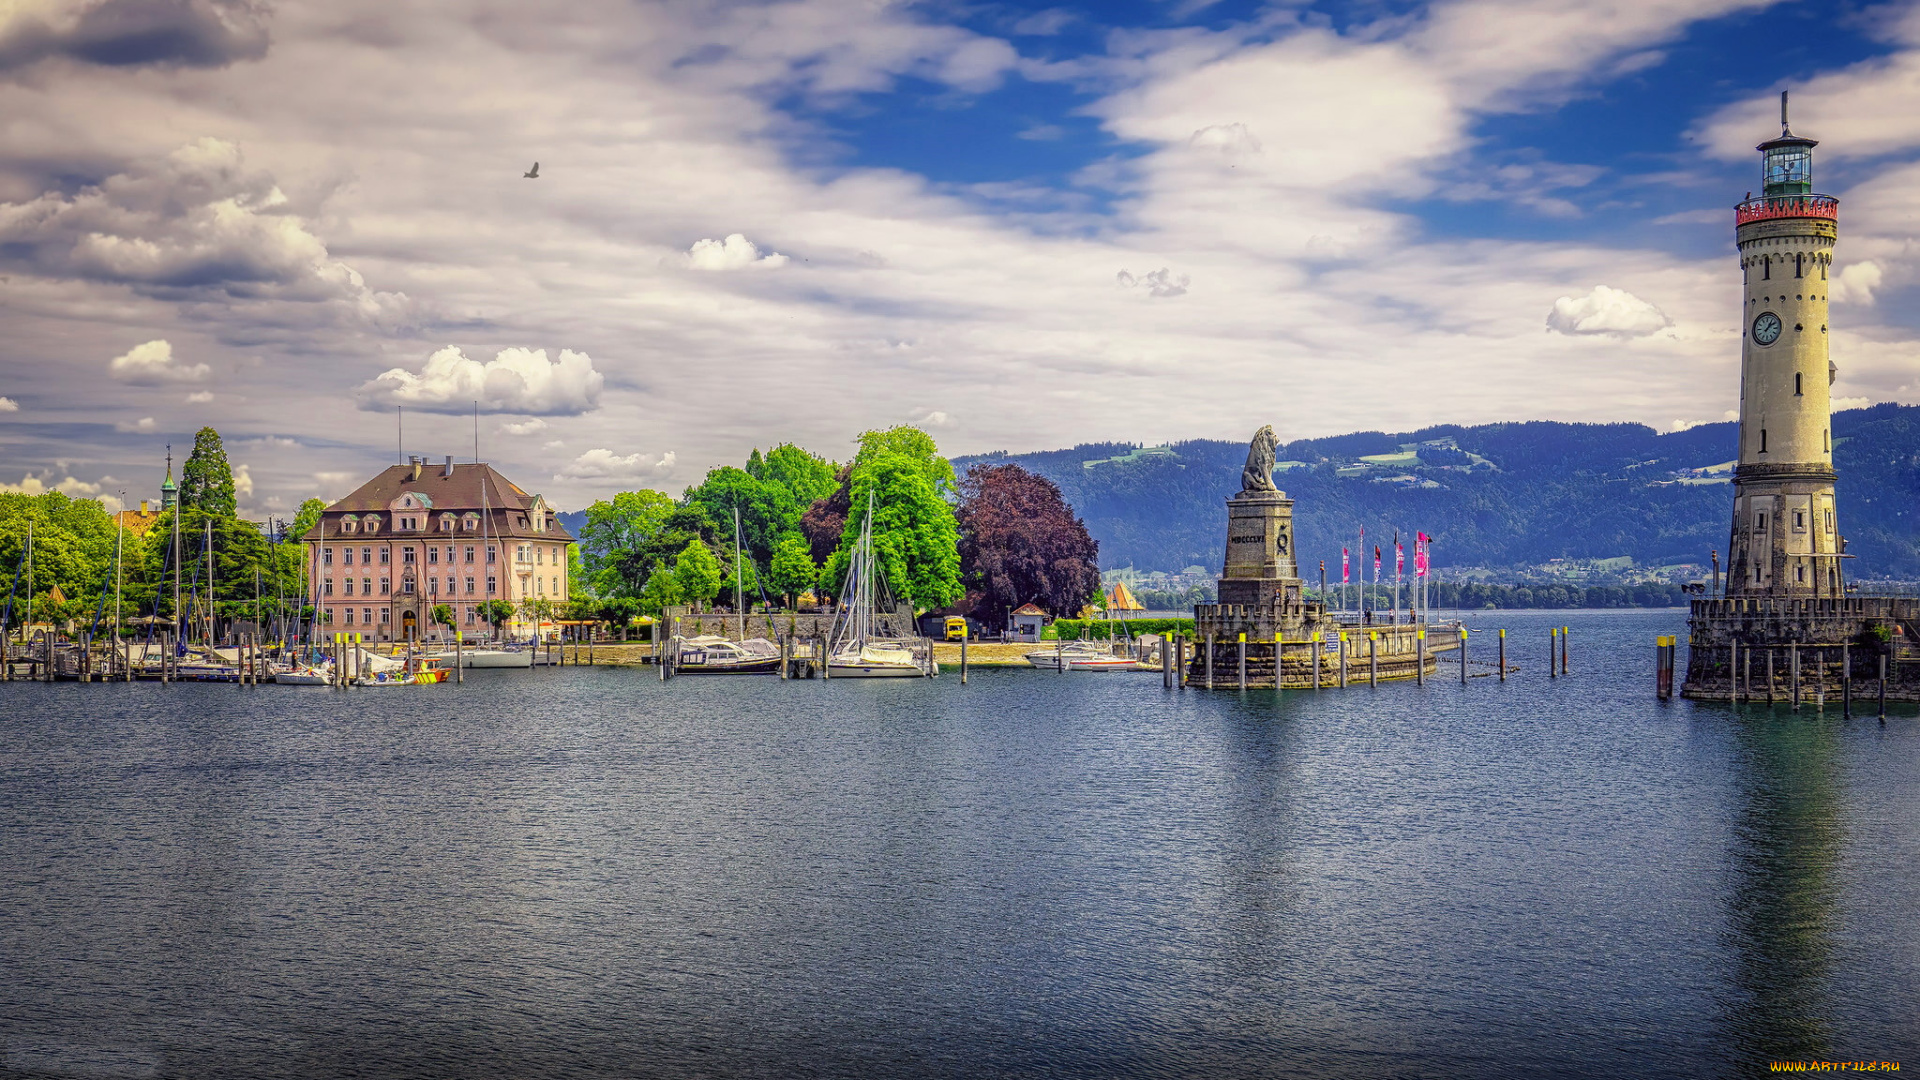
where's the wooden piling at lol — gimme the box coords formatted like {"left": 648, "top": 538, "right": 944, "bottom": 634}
{"left": 1338, "top": 631, "right": 1347, "bottom": 688}
{"left": 1878, "top": 654, "right": 1887, "bottom": 718}
{"left": 1236, "top": 633, "right": 1246, "bottom": 691}
{"left": 1459, "top": 627, "right": 1468, "bottom": 684}
{"left": 1561, "top": 626, "right": 1570, "bottom": 675}
{"left": 1729, "top": 639, "right": 1738, "bottom": 702}
{"left": 1766, "top": 649, "right": 1776, "bottom": 704}
{"left": 1312, "top": 633, "right": 1321, "bottom": 690}
{"left": 1498, "top": 629, "right": 1505, "bottom": 681}
{"left": 1842, "top": 642, "right": 1851, "bottom": 717}
{"left": 1205, "top": 634, "right": 1214, "bottom": 690}
{"left": 1368, "top": 632, "right": 1377, "bottom": 688}
{"left": 1416, "top": 630, "right": 1425, "bottom": 686}
{"left": 1791, "top": 645, "right": 1800, "bottom": 711}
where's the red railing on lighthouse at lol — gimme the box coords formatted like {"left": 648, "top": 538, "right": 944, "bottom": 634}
{"left": 1735, "top": 194, "right": 1838, "bottom": 226}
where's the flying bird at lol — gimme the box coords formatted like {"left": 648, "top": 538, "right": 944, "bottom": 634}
{"left": 524, "top": 162, "right": 540, "bottom": 178}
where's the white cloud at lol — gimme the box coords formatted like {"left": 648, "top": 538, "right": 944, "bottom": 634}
{"left": 1830, "top": 262, "right": 1884, "bottom": 305}
{"left": 109, "top": 339, "right": 208, "bottom": 384}
{"left": 555, "top": 448, "right": 676, "bottom": 482}
{"left": 233, "top": 463, "right": 253, "bottom": 499}
{"left": 909, "top": 407, "right": 954, "bottom": 428}
{"left": 1832, "top": 396, "right": 1872, "bottom": 411}
{"left": 0, "top": 396, "right": 16, "bottom": 412}
{"left": 680, "top": 233, "right": 790, "bottom": 271}
{"left": 185, "top": 391, "right": 213, "bottom": 403}
{"left": 357, "top": 346, "right": 605, "bottom": 416}
{"left": 114, "top": 416, "right": 157, "bottom": 432}
{"left": 1546, "top": 286, "right": 1672, "bottom": 337}
{"left": 0, "top": 473, "right": 101, "bottom": 496}
{"left": 1116, "top": 268, "right": 1190, "bottom": 298}
{"left": 1188, "top": 123, "right": 1262, "bottom": 157}
{"left": 500, "top": 418, "right": 548, "bottom": 436}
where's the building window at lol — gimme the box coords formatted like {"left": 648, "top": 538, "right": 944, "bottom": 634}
{"left": 487, "top": 576, "right": 497, "bottom": 595}
{"left": 428, "top": 578, "right": 438, "bottom": 596}
{"left": 324, "top": 579, "right": 334, "bottom": 596}
{"left": 403, "top": 578, "right": 415, "bottom": 594}
{"left": 404, "top": 547, "right": 416, "bottom": 564}
{"left": 466, "top": 606, "right": 476, "bottom": 624}
{"left": 345, "top": 608, "right": 355, "bottom": 625}
{"left": 537, "top": 576, "right": 544, "bottom": 595}
{"left": 381, "top": 577, "right": 391, "bottom": 595}
{"left": 362, "top": 578, "right": 371, "bottom": 595}
{"left": 1794, "top": 511, "right": 1805, "bottom": 530}
{"left": 344, "top": 547, "right": 355, "bottom": 566}
{"left": 345, "top": 578, "right": 355, "bottom": 596}
{"left": 364, "top": 516, "right": 380, "bottom": 534}
{"left": 536, "top": 546, "right": 544, "bottom": 565}
{"left": 487, "top": 545, "right": 497, "bottom": 564}
{"left": 1825, "top": 510, "right": 1834, "bottom": 532}
{"left": 441, "top": 514, "right": 454, "bottom": 532}
{"left": 1763, "top": 257, "right": 1770, "bottom": 280}
{"left": 1795, "top": 253, "right": 1804, "bottom": 278}
{"left": 465, "top": 546, "right": 475, "bottom": 564}
{"left": 1796, "top": 564, "right": 1806, "bottom": 582}
{"left": 428, "top": 547, "right": 439, "bottom": 565}
{"left": 342, "top": 516, "right": 358, "bottom": 535}
{"left": 323, "top": 547, "right": 333, "bottom": 565}
{"left": 552, "top": 576, "right": 559, "bottom": 595}
{"left": 1755, "top": 512, "right": 1767, "bottom": 533}
{"left": 363, "top": 608, "right": 372, "bottom": 624}
{"left": 465, "top": 577, "right": 475, "bottom": 594}
{"left": 380, "top": 548, "right": 390, "bottom": 565}
{"left": 381, "top": 608, "right": 391, "bottom": 624}
{"left": 1760, "top": 429, "right": 1767, "bottom": 453}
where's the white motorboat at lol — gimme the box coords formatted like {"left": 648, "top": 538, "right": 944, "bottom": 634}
{"left": 678, "top": 636, "right": 782, "bottom": 675}
{"left": 1026, "top": 642, "right": 1140, "bottom": 671}
{"left": 456, "top": 647, "right": 535, "bottom": 668}
{"left": 274, "top": 665, "right": 330, "bottom": 685}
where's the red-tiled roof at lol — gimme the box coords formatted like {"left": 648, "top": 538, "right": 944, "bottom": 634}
{"left": 302, "top": 462, "right": 572, "bottom": 543}
{"left": 1010, "top": 603, "right": 1047, "bottom": 617}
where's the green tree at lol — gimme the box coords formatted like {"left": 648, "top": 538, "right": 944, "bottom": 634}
{"left": 717, "top": 545, "right": 762, "bottom": 611}
{"left": 767, "top": 531, "right": 818, "bottom": 607}
{"left": 612, "top": 503, "right": 716, "bottom": 598}
{"left": 823, "top": 450, "right": 963, "bottom": 611}
{"left": 480, "top": 599, "right": 516, "bottom": 636}
{"left": 289, "top": 498, "right": 325, "bottom": 541}
{"left": 639, "top": 564, "right": 682, "bottom": 615}
{"left": 761, "top": 443, "right": 839, "bottom": 510}
{"left": 672, "top": 537, "right": 722, "bottom": 606}
{"left": 431, "top": 603, "right": 456, "bottom": 631}
{"left": 578, "top": 489, "right": 675, "bottom": 593}
{"left": 820, "top": 427, "right": 963, "bottom": 611}
{"left": 179, "top": 427, "right": 237, "bottom": 517}
{"left": 0, "top": 492, "right": 122, "bottom": 622}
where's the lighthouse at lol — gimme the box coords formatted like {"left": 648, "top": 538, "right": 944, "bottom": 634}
{"left": 1724, "top": 92, "right": 1842, "bottom": 598}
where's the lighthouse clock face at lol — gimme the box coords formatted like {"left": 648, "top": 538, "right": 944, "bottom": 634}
{"left": 1752, "top": 311, "right": 1783, "bottom": 346}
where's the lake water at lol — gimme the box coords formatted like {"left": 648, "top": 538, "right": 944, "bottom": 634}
{"left": 2, "top": 609, "right": 1916, "bottom": 1079}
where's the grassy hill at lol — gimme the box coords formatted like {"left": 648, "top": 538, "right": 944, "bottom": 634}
{"left": 955, "top": 403, "right": 1920, "bottom": 581}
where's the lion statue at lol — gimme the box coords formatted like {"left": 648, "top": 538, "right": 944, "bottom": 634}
{"left": 1241, "top": 424, "right": 1279, "bottom": 493}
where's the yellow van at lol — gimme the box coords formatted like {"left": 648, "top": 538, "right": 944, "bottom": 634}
{"left": 944, "top": 616, "right": 968, "bottom": 641}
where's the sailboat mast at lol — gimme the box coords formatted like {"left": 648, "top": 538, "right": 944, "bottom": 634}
{"left": 734, "top": 506, "right": 745, "bottom": 641}
{"left": 25, "top": 520, "right": 32, "bottom": 628}
{"left": 171, "top": 495, "right": 181, "bottom": 644}
{"left": 204, "top": 516, "right": 214, "bottom": 646}
{"left": 113, "top": 515, "right": 123, "bottom": 649}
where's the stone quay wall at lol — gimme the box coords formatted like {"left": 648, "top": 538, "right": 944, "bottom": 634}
{"left": 1186, "top": 610, "right": 1455, "bottom": 689}
{"left": 1681, "top": 595, "right": 1920, "bottom": 701}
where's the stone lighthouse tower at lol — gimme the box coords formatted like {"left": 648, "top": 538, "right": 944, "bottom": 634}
{"left": 1725, "top": 92, "right": 1843, "bottom": 598}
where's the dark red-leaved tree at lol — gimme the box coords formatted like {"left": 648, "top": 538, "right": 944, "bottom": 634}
{"left": 955, "top": 464, "right": 1100, "bottom": 627}
{"left": 799, "top": 465, "right": 852, "bottom": 567}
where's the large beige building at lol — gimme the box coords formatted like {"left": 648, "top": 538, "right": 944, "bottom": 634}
{"left": 1726, "top": 96, "right": 1844, "bottom": 598}
{"left": 302, "top": 455, "right": 574, "bottom": 640}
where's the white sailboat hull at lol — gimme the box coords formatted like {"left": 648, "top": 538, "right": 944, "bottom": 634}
{"left": 827, "top": 661, "right": 925, "bottom": 678}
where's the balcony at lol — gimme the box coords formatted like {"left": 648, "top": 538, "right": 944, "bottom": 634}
{"left": 1736, "top": 194, "right": 1837, "bottom": 226}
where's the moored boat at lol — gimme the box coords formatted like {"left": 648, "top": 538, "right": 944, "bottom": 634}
{"left": 1026, "top": 642, "right": 1140, "bottom": 671}
{"left": 676, "top": 636, "right": 782, "bottom": 675}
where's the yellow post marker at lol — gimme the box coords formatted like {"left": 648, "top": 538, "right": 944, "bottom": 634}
{"left": 1237, "top": 632, "right": 1248, "bottom": 691}
{"left": 1338, "top": 631, "right": 1348, "bottom": 688}
{"left": 1368, "top": 631, "right": 1378, "bottom": 687}
{"left": 1274, "top": 631, "right": 1283, "bottom": 690}
{"left": 1311, "top": 632, "right": 1321, "bottom": 690}
{"left": 1416, "top": 628, "right": 1426, "bottom": 686}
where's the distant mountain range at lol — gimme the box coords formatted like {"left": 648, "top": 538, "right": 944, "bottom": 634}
{"left": 953, "top": 403, "right": 1920, "bottom": 581}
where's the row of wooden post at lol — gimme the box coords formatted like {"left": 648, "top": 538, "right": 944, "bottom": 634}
{"left": 1159, "top": 625, "right": 1518, "bottom": 691}
{"left": 1708, "top": 637, "right": 1888, "bottom": 718}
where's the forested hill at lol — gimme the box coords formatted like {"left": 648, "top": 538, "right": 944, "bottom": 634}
{"left": 952, "top": 403, "right": 1920, "bottom": 579}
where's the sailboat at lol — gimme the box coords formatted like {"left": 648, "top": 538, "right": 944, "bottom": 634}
{"left": 674, "top": 507, "right": 781, "bottom": 674}
{"left": 826, "top": 493, "right": 927, "bottom": 678}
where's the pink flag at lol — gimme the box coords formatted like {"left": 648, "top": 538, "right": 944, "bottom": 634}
{"left": 1416, "top": 533, "right": 1430, "bottom": 577}
{"left": 1342, "top": 548, "right": 1350, "bottom": 583}
{"left": 1396, "top": 541, "right": 1404, "bottom": 577}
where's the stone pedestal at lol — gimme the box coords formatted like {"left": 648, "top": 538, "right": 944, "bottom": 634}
{"left": 1217, "top": 490, "right": 1301, "bottom": 606}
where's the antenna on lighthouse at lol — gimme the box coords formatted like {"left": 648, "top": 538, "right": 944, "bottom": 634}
{"left": 1781, "top": 89, "right": 1790, "bottom": 134}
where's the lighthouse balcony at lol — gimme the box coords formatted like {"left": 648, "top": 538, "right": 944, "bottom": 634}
{"left": 1736, "top": 193, "right": 1838, "bottom": 225}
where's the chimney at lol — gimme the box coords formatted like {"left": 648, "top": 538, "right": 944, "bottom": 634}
{"left": 444, "top": 455, "right": 454, "bottom": 478}
{"left": 140, "top": 500, "right": 149, "bottom": 513}
{"left": 408, "top": 456, "right": 422, "bottom": 481}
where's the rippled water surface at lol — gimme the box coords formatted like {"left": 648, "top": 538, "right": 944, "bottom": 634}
{"left": 3, "top": 610, "right": 1917, "bottom": 1079}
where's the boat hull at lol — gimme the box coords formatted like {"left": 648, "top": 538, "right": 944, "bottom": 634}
{"left": 677, "top": 656, "right": 782, "bottom": 675}
{"left": 827, "top": 662, "right": 926, "bottom": 678}
{"left": 457, "top": 650, "right": 535, "bottom": 668}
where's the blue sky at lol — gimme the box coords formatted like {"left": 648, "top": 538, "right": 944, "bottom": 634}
{"left": 0, "top": 0, "right": 1916, "bottom": 515}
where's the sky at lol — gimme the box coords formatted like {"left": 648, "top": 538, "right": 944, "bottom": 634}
{"left": 0, "top": 0, "right": 1917, "bottom": 518}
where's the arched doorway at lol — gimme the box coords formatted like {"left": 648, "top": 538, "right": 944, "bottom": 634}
{"left": 402, "top": 610, "right": 417, "bottom": 640}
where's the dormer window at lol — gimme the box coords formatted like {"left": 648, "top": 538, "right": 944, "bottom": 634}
{"left": 363, "top": 515, "right": 381, "bottom": 534}
{"left": 463, "top": 513, "right": 479, "bottom": 532}
{"left": 440, "top": 513, "right": 455, "bottom": 532}
{"left": 342, "top": 515, "right": 358, "bottom": 535}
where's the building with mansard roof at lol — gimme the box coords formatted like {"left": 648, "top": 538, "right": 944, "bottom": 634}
{"left": 300, "top": 455, "right": 575, "bottom": 641}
